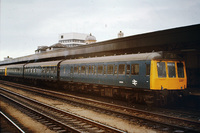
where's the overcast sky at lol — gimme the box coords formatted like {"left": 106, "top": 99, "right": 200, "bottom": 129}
{"left": 0, "top": 0, "right": 200, "bottom": 61}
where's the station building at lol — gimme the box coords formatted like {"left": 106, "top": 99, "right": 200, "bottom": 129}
{"left": 59, "top": 33, "right": 89, "bottom": 47}
{"left": 35, "top": 32, "right": 97, "bottom": 53}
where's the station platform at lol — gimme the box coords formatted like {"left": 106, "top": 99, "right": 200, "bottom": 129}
{"left": 188, "top": 88, "right": 200, "bottom": 96}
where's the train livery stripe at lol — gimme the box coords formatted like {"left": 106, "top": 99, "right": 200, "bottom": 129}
{"left": 5, "top": 67, "right": 7, "bottom": 76}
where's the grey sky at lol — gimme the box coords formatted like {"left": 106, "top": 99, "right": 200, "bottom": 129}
{"left": 0, "top": 0, "right": 200, "bottom": 61}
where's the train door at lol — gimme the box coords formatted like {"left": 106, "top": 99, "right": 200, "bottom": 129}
{"left": 73, "top": 65, "right": 79, "bottom": 82}
{"left": 69, "top": 65, "right": 73, "bottom": 82}
{"left": 128, "top": 62, "right": 140, "bottom": 88}
{"left": 88, "top": 64, "right": 96, "bottom": 84}
{"left": 142, "top": 61, "right": 150, "bottom": 89}
{"left": 79, "top": 65, "right": 86, "bottom": 83}
{"left": 116, "top": 63, "right": 126, "bottom": 87}
{"left": 96, "top": 64, "right": 104, "bottom": 85}
{"left": 127, "top": 61, "right": 150, "bottom": 89}
{"left": 105, "top": 63, "right": 114, "bottom": 86}
{"left": 125, "top": 63, "right": 131, "bottom": 87}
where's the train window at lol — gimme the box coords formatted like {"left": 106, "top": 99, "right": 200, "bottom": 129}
{"left": 49, "top": 67, "right": 52, "bottom": 74}
{"left": 89, "top": 65, "right": 93, "bottom": 74}
{"left": 94, "top": 66, "right": 97, "bottom": 75}
{"left": 78, "top": 66, "right": 81, "bottom": 74}
{"left": 63, "top": 67, "right": 66, "bottom": 74}
{"left": 43, "top": 68, "right": 45, "bottom": 73}
{"left": 54, "top": 67, "right": 57, "bottom": 74}
{"left": 146, "top": 64, "right": 150, "bottom": 75}
{"left": 51, "top": 67, "right": 55, "bottom": 74}
{"left": 107, "top": 65, "right": 114, "bottom": 74}
{"left": 46, "top": 67, "right": 48, "bottom": 73}
{"left": 114, "top": 65, "right": 118, "bottom": 75}
{"left": 98, "top": 65, "right": 103, "bottom": 74}
{"left": 70, "top": 66, "right": 73, "bottom": 74}
{"left": 41, "top": 68, "right": 43, "bottom": 73}
{"left": 49, "top": 68, "right": 51, "bottom": 73}
{"left": 177, "top": 63, "right": 184, "bottom": 78}
{"left": 81, "top": 66, "right": 85, "bottom": 74}
{"left": 104, "top": 65, "right": 107, "bottom": 75}
{"left": 126, "top": 64, "right": 130, "bottom": 75}
{"left": 157, "top": 62, "right": 166, "bottom": 78}
{"left": 86, "top": 66, "right": 89, "bottom": 75}
{"left": 131, "top": 64, "right": 139, "bottom": 75}
{"left": 167, "top": 62, "right": 176, "bottom": 78}
{"left": 118, "top": 64, "right": 125, "bottom": 75}
{"left": 74, "top": 66, "right": 78, "bottom": 73}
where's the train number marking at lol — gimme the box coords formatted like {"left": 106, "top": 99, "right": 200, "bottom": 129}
{"left": 119, "top": 81, "right": 124, "bottom": 84}
{"left": 132, "top": 79, "right": 137, "bottom": 86}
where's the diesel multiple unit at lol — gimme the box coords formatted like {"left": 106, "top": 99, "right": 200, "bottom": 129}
{"left": 0, "top": 52, "right": 187, "bottom": 105}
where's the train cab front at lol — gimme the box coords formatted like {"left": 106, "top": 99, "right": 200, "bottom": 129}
{"left": 149, "top": 60, "right": 187, "bottom": 106}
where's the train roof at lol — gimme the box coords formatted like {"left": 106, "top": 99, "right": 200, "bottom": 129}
{"left": 0, "top": 66, "right": 7, "bottom": 69}
{"left": 5, "top": 64, "right": 25, "bottom": 68}
{"left": 61, "top": 52, "right": 162, "bottom": 65}
{"left": 25, "top": 60, "right": 61, "bottom": 67}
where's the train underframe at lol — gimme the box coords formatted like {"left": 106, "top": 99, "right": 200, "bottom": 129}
{"left": 59, "top": 81, "right": 187, "bottom": 106}
{"left": 0, "top": 76, "right": 187, "bottom": 106}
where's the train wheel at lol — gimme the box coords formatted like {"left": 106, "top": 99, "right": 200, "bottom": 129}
{"left": 156, "top": 95, "right": 167, "bottom": 107}
{"left": 144, "top": 95, "right": 154, "bottom": 106}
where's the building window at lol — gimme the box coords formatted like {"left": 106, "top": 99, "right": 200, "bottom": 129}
{"left": 61, "top": 35, "right": 63, "bottom": 39}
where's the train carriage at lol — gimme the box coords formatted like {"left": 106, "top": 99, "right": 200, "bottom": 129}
{"left": 24, "top": 60, "right": 61, "bottom": 81}
{"left": 60, "top": 53, "right": 160, "bottom": 88}
{"left": 6, "top": 64, "right": 25, "bottom": 78}
{"left": 0, "top": 52, "right": 187, "bottom": 105}
{"left": 60, "top": 52, "right": 187, "bottom": 105}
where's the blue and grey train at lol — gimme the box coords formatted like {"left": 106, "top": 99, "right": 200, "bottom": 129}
{"left": 0, "top": 52, "right": 187, "bottom": 105}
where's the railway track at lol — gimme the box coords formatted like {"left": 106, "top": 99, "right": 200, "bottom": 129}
{"left": 0, "top": 111, "right": 25, "bottom": 133}
{"left": 0, "top": 87, "right": 126, "bottom": 133}
{"left": 0, "top": 80, "right": 200, "bottom": 132}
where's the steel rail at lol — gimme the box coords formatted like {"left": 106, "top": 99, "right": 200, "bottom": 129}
{"left": 0, "top": 87, "right": 126, "bottom": 133}
{"left": 0, "top": 111, "right": 25, "bottom": 133}
{"left": 1, "top": 93, "right": 82, "bottom": 133}
{"left": 1, "top": 80, "right": 199, "bottom": 130}
{"left": 0, "top": 80, "right": 200, "bottom": 132}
